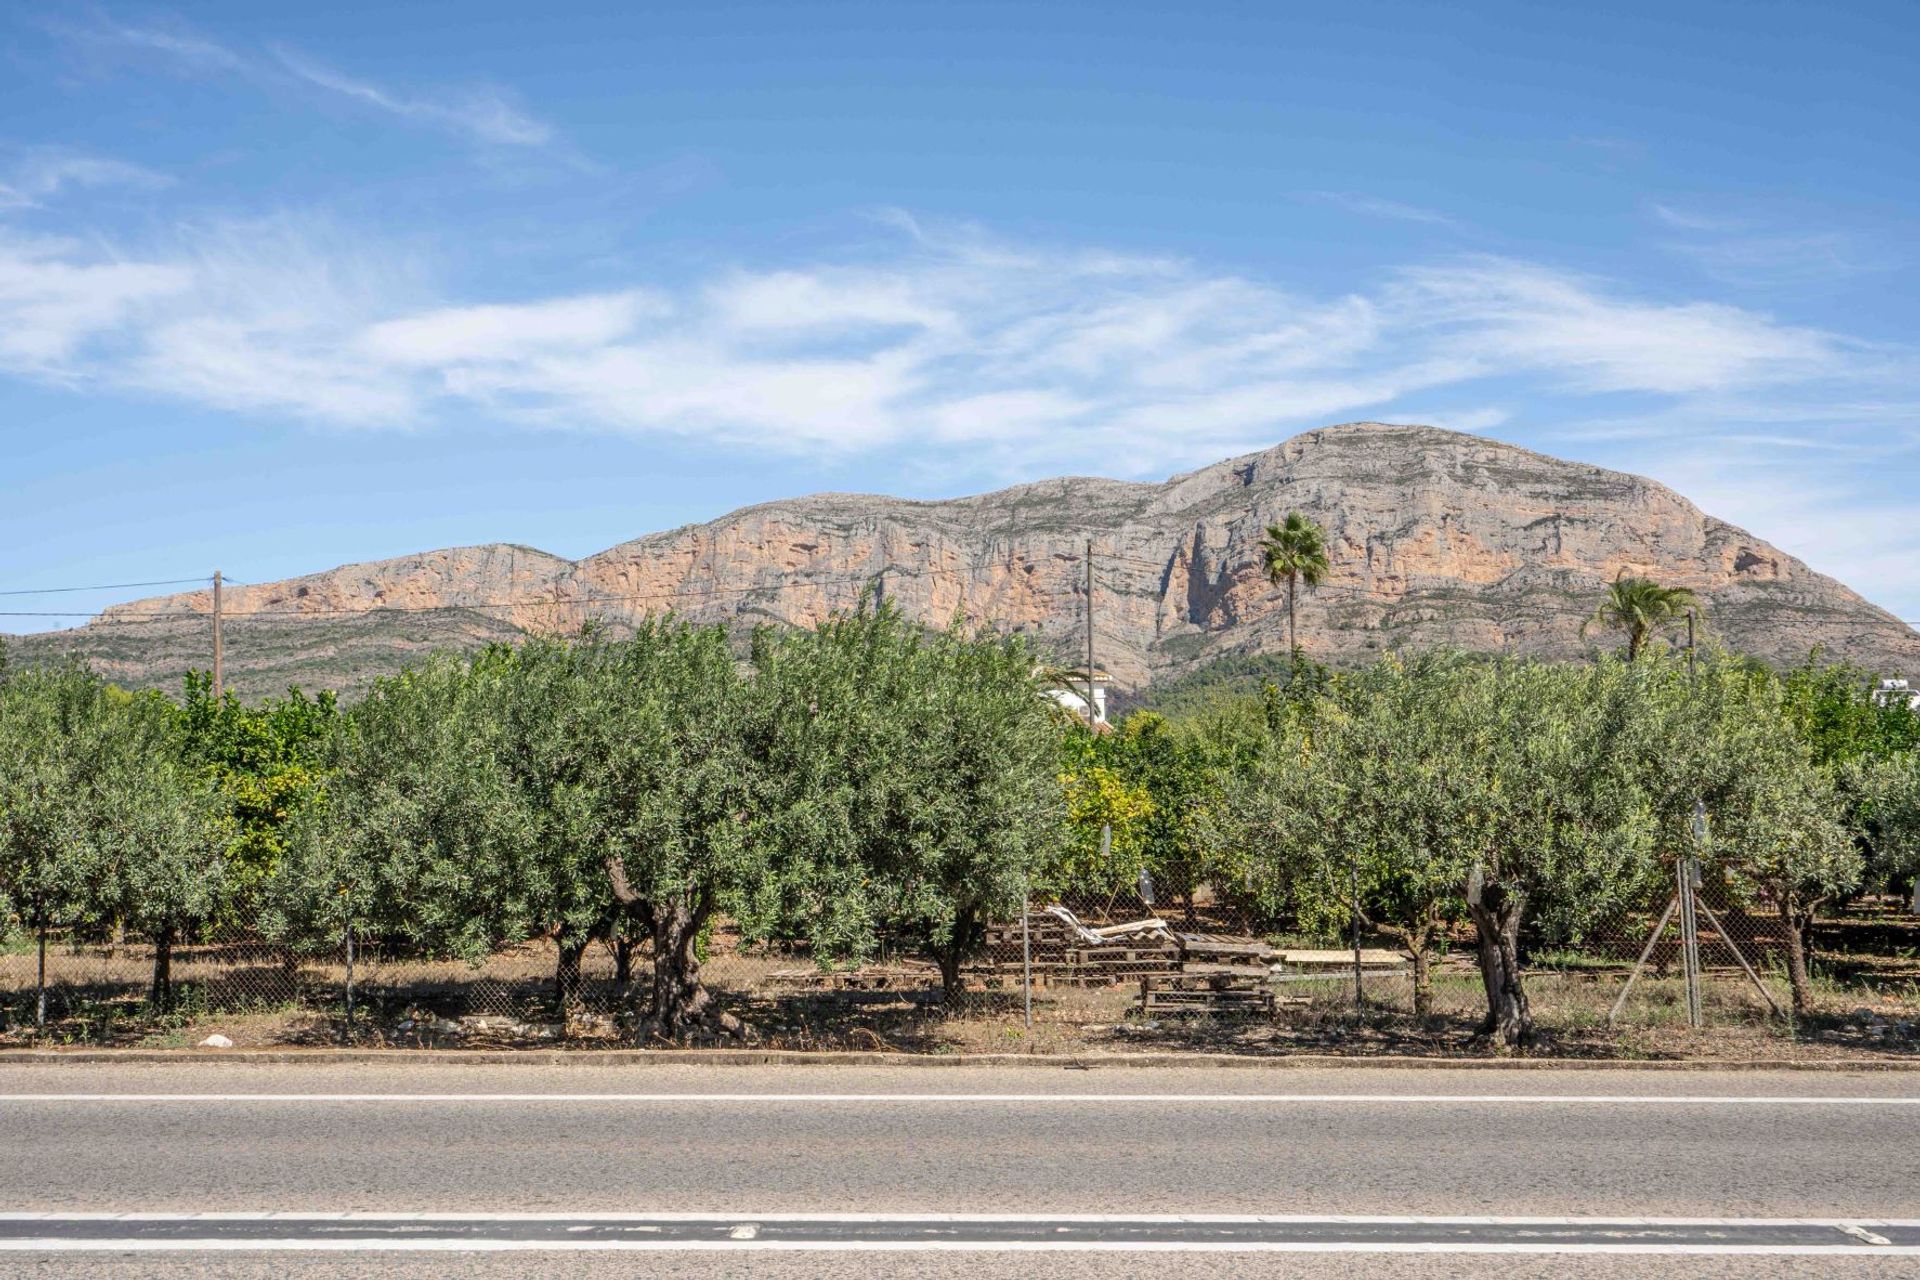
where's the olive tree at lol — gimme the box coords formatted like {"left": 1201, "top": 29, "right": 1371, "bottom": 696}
{"left": 0, "top": 665, "right": 117, "bottom": 1024}
{"left": 0, "top": 667, "right": 227, "bottom": 1016}
{"left": 746, "top": 604, "right": 1064, "bottom": 1002}
{"left": 1846, "top": 752, "right": 1920, "bottom": 910}
{"left": 1655, "top": 658, "right": 1860, "bottom": 1016}
{"left": 268, "top": 652, "right": 542, "bottom": 967}
{"left": 101, "top": 693, "right": 229, "bottom": 1011}
{"left": 1210, "top": 655, "right": 1662, "bottom": 1045}
{"left": 1215, "top": 657, "right": 1480, "bottom": 1016}
{"left": 555, "top": 621, "right": 758, "bottom": 1041}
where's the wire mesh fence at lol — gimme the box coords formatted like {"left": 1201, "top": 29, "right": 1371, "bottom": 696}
{"left": 4, "top": 884, "right": 1915, "bottom": 1050}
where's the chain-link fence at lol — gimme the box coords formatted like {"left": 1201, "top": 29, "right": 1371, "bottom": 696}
{"left": 5, "top": 882, "right": 1916, "bottom": 1051}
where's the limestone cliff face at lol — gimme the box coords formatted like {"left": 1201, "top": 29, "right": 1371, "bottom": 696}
{"left": 55, "top": 423, "right": 1920, "bottom": 699}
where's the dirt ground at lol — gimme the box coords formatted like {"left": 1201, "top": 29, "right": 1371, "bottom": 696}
{"left": 5, "top": 909, "right": 1918, "bottom": 1061}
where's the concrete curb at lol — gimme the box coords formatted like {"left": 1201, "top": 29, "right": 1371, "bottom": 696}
{"left": 0, "top": 1047, "right": 1916, "bottom": 1070}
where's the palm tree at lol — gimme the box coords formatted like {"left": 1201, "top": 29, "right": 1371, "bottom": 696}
{"left": 1583, "top": 573, "right": 1698, "bottom": 660}
{"left": 1260, "top": 511, "right": 1331, "bottom": 659}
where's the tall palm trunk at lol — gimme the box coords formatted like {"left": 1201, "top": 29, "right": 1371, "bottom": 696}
{"left": 1287, "top": 570, "right": 1298, "bottom": 659}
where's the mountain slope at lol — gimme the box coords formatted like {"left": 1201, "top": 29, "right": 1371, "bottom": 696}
{"left": 12, "top": 423, "right": 1916, "bottom": 701}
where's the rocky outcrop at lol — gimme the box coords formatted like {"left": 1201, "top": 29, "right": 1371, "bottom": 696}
{"left": 24, "top": 422, "right": 1918, "bottom": 700}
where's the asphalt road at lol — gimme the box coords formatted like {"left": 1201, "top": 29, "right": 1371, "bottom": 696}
{"left": 0, "top": 1061, "right": 1914, "bottom": 1277}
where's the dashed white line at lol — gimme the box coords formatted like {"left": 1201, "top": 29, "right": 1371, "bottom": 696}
{"left": 1, "top": 1092, "right": 1916, "bottom": 1105}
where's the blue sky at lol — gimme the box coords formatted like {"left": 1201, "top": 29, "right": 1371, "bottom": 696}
{"left": 2, "top": 0, "right": 1915, "bottom": 629}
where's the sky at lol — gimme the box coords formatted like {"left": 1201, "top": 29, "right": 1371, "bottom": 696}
{"left": 1, "top": 0, "right": 1915, "bottom": 631}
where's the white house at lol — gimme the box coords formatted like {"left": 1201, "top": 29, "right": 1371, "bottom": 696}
{"left": 1874, "top": 678, "right": 1920, "bottom": 712}
{"left": 1044, "top": 666, "right": 1112, "bottom": 729}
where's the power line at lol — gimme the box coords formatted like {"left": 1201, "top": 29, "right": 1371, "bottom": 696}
{"left": 0, "top": 564, "right": 975, "bottom": 622}
{"left": 3, "top": 555, "right": 1903, "bottom": 625}
{"left": 0, "top": 576, "right": 210, "bottom": 597}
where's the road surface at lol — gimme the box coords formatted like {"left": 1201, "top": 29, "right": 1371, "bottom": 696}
{"left": 0, "top": 1060, "right": 1913, "bottom": 1277}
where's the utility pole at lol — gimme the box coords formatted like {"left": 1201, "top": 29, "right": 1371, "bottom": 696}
{"left": 1084, "top": 538, "right": 1097, "bottom": 732}
{"left": 212, "top": 569, "right": 224, "bottom": 699}
{"left": 1686, "top": 608, "right": 1696, "bottom": 679}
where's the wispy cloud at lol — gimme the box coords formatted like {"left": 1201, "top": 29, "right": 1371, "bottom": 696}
{"left": 1649, "top": 202, "right": 1894, "bottom": 288}
{"left": 270, "top": 47, "right": 554, "bottom": 148}
{"left": 53, "top": 13, "right": 560, "bottom": 153}
{"left": 1649, "top": 203, "right": 1737, "bottom": 232}
{"left": 1303, "top": 191, "right": 1458, "bottom": 227}
{"left": 0, "top": 149, "right": 171, "bottom": 210}
{"left": 77, "top": 14, "right": 245, "bottom": 73}
{"left": 0, "top": 217, "right": 1887, "bottom": 453}
{"left": 1393, "top": 257, "right": 1846, "bottom": 394}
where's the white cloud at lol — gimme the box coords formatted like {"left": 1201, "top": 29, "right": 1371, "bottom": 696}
{"left": 0, "top": 231, "right": 190, "bottom": 369}
{"left": 1304, "top": 191, "right": 1458, "bottom": 227}
{"left": 1394, "top": 258, "right": 1846, "bottom": 394}
{"left": 363, "top": 293, "right": 663, "bottom": 365}
{"left": 1649, "top": 203, "right": 1738, "bottom": 232}
{"left": 79, "top": 16, "right": 245, "bottom": 73}
{"left": 0, "top": 150, "right": 170, "bottom": 210}
{"left": 0, "top": 217, "right": 1901, "bottom": 471}
{"left": 271, "top": 48, "right": 555, "bottom": 148}
{"left": 58, "top": 15, "right": 560, "bottom": 153}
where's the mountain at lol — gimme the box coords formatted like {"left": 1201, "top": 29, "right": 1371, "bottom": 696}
{"left": 10, "top": 423, "right": 1916, "bottom": 702}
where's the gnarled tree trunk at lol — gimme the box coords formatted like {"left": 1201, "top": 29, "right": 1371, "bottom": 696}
{"left": 1466, "top": 877, "right": 1531, "bottom": 1047}
{"left": 553, "top": 935, "right": 587, "bottom": 1014}
{"left": 149, "top": 923, "right": 176, "bottom": 1013}
{"left": 1779, "top": 899, "right": 1815, "bottom": 1017}
{"left": 1380, "top": 905, "right": 1441, "bottom": 1019}
{"left": 605, "top": 855, "right": 745, "bottom": 1043}
{"left": 648, "top": 898, "right": 713, "bottom": 1037}
{"left": 929, "top": 912, "right": 986, "bottom": 1005}
{"left": 613, "top": 935, "right": 635, "bottom": 986}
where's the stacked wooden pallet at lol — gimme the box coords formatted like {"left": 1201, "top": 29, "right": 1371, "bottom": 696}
{"left": 767, "top": 964, "right": 940, "bottom": 991}
{"left": 1139, "top": 964, "right": 1278, "bottom": 1017}
{"left": 981, "top": 913, "right": 1182, "bottom": 987}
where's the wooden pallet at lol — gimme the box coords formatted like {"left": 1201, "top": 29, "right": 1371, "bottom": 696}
{"left": 1138, "top": 967, "right": 1277, "bottom": 1017}
{"left": 768, "top": 965, "right": 938, "bottom": 991}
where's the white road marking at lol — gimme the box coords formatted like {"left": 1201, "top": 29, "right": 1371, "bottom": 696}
{"left": 1, "top": 1240, "right": 1916, "bottom": 1255}
{"left": 3, "top": 1214, "right": 1913, "bottom": 1254}
{"left": 3, "top": 1213, "right": 1919, "bottom": 1226}
{"left": 0, "top": 1091, "right": 1916, "bottom": 1105}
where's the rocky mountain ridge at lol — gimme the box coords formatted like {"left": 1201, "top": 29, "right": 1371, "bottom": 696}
{"left": 15, "top": 422, "right": 1917, "bottom": 700}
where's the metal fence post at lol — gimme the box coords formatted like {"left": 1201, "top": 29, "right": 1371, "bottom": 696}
{"left": 343, "top": 919, "right": 356, "bottom": 1037}
{"left": 1021, "top": 876, "right": 1033, "bottom": 1034}
{"left": 1679, "top": 856, "right": 1703, "bottom": 1029}
{"left": 35, "top": 922, "right": 47, "bottom": 1031}
{"left": 1351, "top": 846, "right": 1363, "bottom": 1012}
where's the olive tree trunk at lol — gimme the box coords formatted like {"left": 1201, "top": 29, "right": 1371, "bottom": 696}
{"left": 1779, "top": 899, "right": 1816, "bottom": 1017}
{"left": 553, "top": 935, "right": 587, "bottom": 1014}
{"left": 1379, "top": 906, "right": 1441, "bottom": 1020}
{"left": 1465, "top": 879, "right": 1531, "bottom": 1047}
{"left": 929, "top": 912, "right": 986, "bottom": 1006}
{"left": 605, "top": 856, "right": 747, "bottom": 1043}
{"left": 613, "top": 935, "right": 635, "bottom": 985}
{"left": 148, "top": 923, "right": 176, "bottom": 1013}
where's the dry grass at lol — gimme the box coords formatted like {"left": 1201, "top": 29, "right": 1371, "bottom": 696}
{"left": 5, "top": 918, "right": 1918, "bottom": 1060}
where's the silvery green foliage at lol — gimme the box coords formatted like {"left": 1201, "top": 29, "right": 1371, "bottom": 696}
{"left": 1209, "top": 654, "right": 1664, "bottom": 944}
{"left": 0, "top": 664, "right": 120, "bottom": 934}
{"left": 97, "top": 692, "right": 228, "bottom": 948}
{"left": 550, "top": 619, "right": 757, "bottom": 926}
{"left": 745, "top": 603, "right": 1064, "bottom": 993}
{"left": 1845, "top": 752, "right": 1920, "bottom": 895}
{"left": 0, "top": 664, "right": 225, "bottom": 959}
{"left": 1654, "top": 658, "right": 1858, "bottom": 911}
{"left": 268, "top": 649, "right": 542, "bottom": 960}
